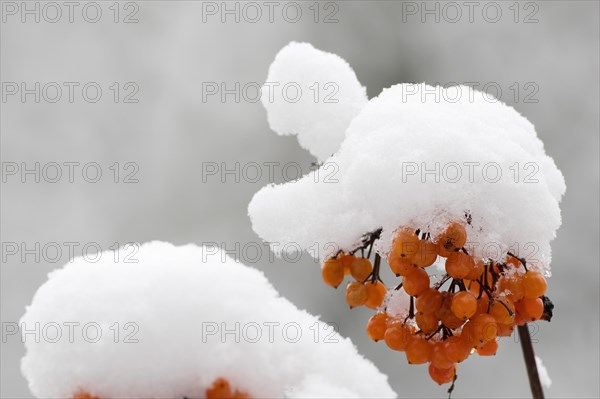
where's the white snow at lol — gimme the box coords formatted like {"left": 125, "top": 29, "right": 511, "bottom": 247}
{"left": 20, "top": 241, "right": 396, "bottom": 399}
{"left": 261, "top": 42, "right": 368, "bottom": 161}
{"left": 384, "top": 289, "right": 411, "bottom": 322}
{"left": 535, "top": 355, "right": 552, "bottom": 389}
{"left": 249, "top": 44, "right": 565, "bottom": 272}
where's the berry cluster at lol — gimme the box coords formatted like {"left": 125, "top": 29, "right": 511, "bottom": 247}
{"left": 321, "top": 221, "right": 552, "bottom": 387}
{"left": 72, "top": 377, "right": 251, "bottom": 399}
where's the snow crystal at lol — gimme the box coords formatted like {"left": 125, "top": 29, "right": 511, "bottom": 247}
{"left": 535, "top": 355, "right": 552, "bottom": 389}
{"left": 250, "top": 44, "right": 565, "bottom": 272}
{"left": 20, "top": 241, "right": 396, "bottom": 399}
{"left": 261, "top": 42, "right": 368, "bottom": 161}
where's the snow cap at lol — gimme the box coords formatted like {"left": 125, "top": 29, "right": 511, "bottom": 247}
{"left": 21, "top": 241, "right": 396, "bottom": 399}
{"left": 250, "top": 43, "right": 566, "bottom": 272}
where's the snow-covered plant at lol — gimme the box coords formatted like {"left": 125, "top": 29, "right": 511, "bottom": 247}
{"left": 20, "top": 241, "right": 396, "bottom": 399}
{"left": 249, "top": 42, "right": 565, "bottom": 395}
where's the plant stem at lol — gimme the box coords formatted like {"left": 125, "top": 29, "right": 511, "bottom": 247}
{"left": 517, "top": 324, "right": 544, "bottom": 399}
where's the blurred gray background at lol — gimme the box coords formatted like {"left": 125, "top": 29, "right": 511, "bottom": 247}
{"left": 1, "top": 1, "right": 598, "bottom": 398}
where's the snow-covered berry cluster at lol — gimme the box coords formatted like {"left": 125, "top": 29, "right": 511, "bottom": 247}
{"left": 250, "top": 41, "right": 564, "bottom": 391}
{"left": 20, "top": 242, "right": 396, "bottom": 399}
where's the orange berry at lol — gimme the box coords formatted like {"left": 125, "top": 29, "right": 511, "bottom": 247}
{"left": 436, "top": 293, "right": 465, "bottom": 329}
{"left": 405, "top": 336, "right": 433, "bottom": 364}
{"left": 365, "top": 281, "right": 387, "bottom": 309}
{"left": 384, "top": 323, "right": 412, "bottom": 351}
{"left": 345, "top": 282, "right": 368, "bottom": 308}
{"left": 522, "top": 271, "right": 547, "bottom": 298}
{"left": 496, "top": 274, "right": 525, "bottom": 302}
{"left": 489, "top": 300, "right": 515, "bottom": 325}
{"left": 366, "top": 313, "right": 389, "bottom": 341}
{"left": 403, "top": 267, "right": 430, "bottom": 297}
{"left": 516, "top": 297, "right": 544, "bottom": 321}
{"left": 416, "top": 288, "right": 443, "bottom": 314}
{"left": 412, "top": 240, "right": 438, "bottom": 268}
{"left": 445, "top": 252, "right": 475, "bottom": 279}
{"left": 349, "top": 257, "right": 373, "bottom": 281}
{"left": 436, "top": 222, "right": 467, "bottom": 252}
{"left": 476, "top": 339, "right": 498, "bottom": 356}
{"left": 496, "top": 322, "right": 515, "bottom": 337}
{"left": 440, "top": 308, "right": 465, "bottom": 330}
{"left": 468, "top": 279, "right": 481, "bottom": 295}
{"left": 416, "top": 312, "right": 439, "bottom": 334}
{"left": 206, "top": 378, "right": 232, "bottom": 399}
{"left": 431, "top": 341, "right": 454, "bottom": 369}
{"left": 445, "top": 335, "right": 472, "bottom": 363}
{"left": 470, "top": 296, "right": 489, "bottom": 318}
{"left": 466, "top": 259, "right": 485, "bottom": 280}
{"left": 339, "top": 253, "right": 355, "bottom": 275}
{"left": 428, "top": 363, "right": 456, "bottom": 385}
{"left": 450, "top": 291, "right": 477, "bottom": 319}
{"left": 392, "top": 228, "right": 420, "bottom": 259}
{"left": 464, "top": 314, "right": 497, "bottom": 345}
{"left": 387, "top": 251, "right": 415, "bottom": 276}
{"left": 321, "top": 258, "right": 344, "bottom": 288}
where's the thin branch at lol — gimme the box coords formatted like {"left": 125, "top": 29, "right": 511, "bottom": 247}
{"left": 517, "top": 324, "right": 545, "bottom": 399}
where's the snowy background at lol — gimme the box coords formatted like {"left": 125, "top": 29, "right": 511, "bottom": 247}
{"left": 2, "top": 1, "right": 599, "bottom": 398}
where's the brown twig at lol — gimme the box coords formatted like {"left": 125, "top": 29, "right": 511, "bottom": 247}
{"left": 517, "top": 324, "right": 545, "bottom": 399}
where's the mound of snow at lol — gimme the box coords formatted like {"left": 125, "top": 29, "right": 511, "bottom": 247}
{"left": 20, "top": 241, "right": 396, "bottom": 399}
{"left": 261, "top": 42, "right": 368, "bottom": 161}
{"left": 250, "top": 44, "right": 565, "bottom": 272}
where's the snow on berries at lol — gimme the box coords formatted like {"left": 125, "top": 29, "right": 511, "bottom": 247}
{"left": 319, "top": 222, "right": 552, "bottom": 385}
{"left": 249, "top": 42, "right": 563, "bottom": 392}
{"left": 249, "top": 43, "right": 565, "bottom": 272}
{"left": 20, "top": 241, "right": 396, "bottom": 399}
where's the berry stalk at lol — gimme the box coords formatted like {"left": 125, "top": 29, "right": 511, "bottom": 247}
{"left": 517, "top": 324, "right": 544, "bottom": 399}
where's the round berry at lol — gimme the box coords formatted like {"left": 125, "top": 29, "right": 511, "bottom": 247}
{"left": 522, "top": 271, "right": 547, "bottom": 298}
{"left": 416, "top": 312, "right": 439, "bottom": 334}
{"left": 437, "top": 222, "right": 467, "bottom": 252}
{"left": 476, "top": 339, "right": 498, "bottom": 356}
{"left": 445, "top": 252, "right": 475, "bottom": 279}
{"left": 321, "top": 258, "right": 344, "bottom": 288}
{"left": 365, "top": 281, "right": 387, "bottom": 309}
{"left": 496, "top": 274, "right": 525, "bottom": 302}
{"left": 450, "top": 291, "right": 477, "bottom": 319}
{"left": 392, "top": 228, "right": 420, "bottom": 259}
{"left": 516, "top": 297, "right": 544, "bottom": 321}
{"left": 431, "top": 340, "right": 454, "bottom": 370}
{"left": 403, "top": 267, "right": 430, "bottom": 297}
{"left": 416, "top": 288, "right": 443, "bottom": 314}
{"left": 350, "top": 257, "right": 373, "bottom": 281}
{"left": 428, "top": 363, "right": 456, "bottom": 385}
{"left": 366, "top": 313, "right": 389, "bottom": 341}
{"left": 445, "top": 335, "right": 472, "bottom": 363}
{"left": 489, "top": 300, "right": 515, "bottom": 325}
{"left": 413, "top": 240, "right": 438, "bottom": 268}
{"left": 384, "top": 323, "right": 412, "bottom": 351}
{"left": 345, "top": 282, "right": 368, "bottom": 308}
{"left": 388, "top": 251, "right": 415, "bottom": 276}
{"left": 405, "top": 336, "right": 433, "bottom": 364}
